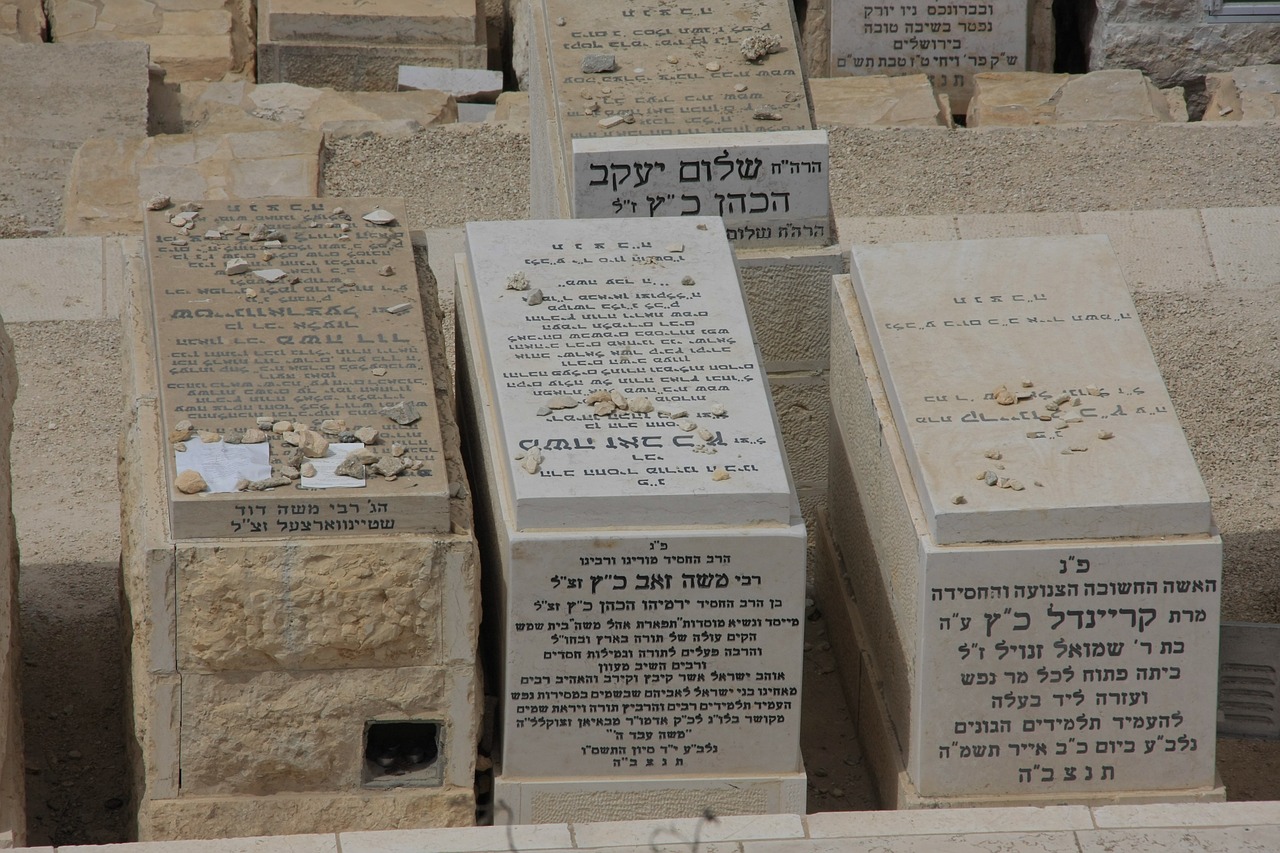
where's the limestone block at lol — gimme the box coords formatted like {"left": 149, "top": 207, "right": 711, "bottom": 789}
{"left": 492, "top": 91, "right": 529, "bottom": 129}
{"left": 968, "top": 70, "right": 1185, "bottom": 126}
{"left": 1054, "top": 69, "right": 1186, "bottom": 123}
{"left": 0, "top": 320, "right": 24, "bottom": 845}
{"left": 810, "top": 76, "right": 950, "bottom": 127}
{"left": 0, "top": 0, "right": 45, "bottom": 41}
{"left": 138, "top": 789, "right": 475, "bottom": 841}
{"left": 176, "top": 538, "right": 477, "bottom": 672}
{"left": 966, "top": 72, "right": 1070, "bottom": 127}
{"left": 96, "top": 0, "right": 164, "bottom": 33}
{"left": 62, "top": 136, "right": 147, "bottom": 236}
{"left": 1089, "top": 22, "right": 1280, "bottom": 90}
{"left": 148, "top": 33, "right": 238, "bottom": 81}
{"left": 1204, "top": 65, "right": 1280, "bottom": 122}
{"left": 179, "top": 665, "right": 475, "bottom": 794}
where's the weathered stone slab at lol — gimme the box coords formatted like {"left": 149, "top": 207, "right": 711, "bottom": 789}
{"left": 572, "top": 131, "right": 831, "bottom": 248}
{"left": 398, "top": 65, "right": 504, "bottom": 100}
{"left": 830, "top": 0, "right": 1030, "bottom": 113}
{"left": 457, "top": 217, "right": 807, "bottom": 823}
{"left": 827, "top": 267, "right": 1223, "bottom": 804}
{"left": 810, "top": 75, "right": 951, "bottom": 126}
{"left": 0, "top": 0, "right": 44, "bottom": 41}
{"left": 967, "top": 70, "right": 1185, "bottom": 126}
{"left": 257, "top": 0, "right": 485, "bottom": 90}
{"left": 143, "top": 198, "right": 449, "bottom": 538}
{"left": 461, "top": 218, "right": 794, "bottom": 529}
{"left": 1204, "top": 65, "right": 1280, "bottom": 122}
{"left": 849, "top": 235, "right": 1210, "bottom": 545}
{"left": 527, "top": 0, "right": 813, "bottom": 220}
{"left": 263, "top": 0, "right": 479, "bottom": 45}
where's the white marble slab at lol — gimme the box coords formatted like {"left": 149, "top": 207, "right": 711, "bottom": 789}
{"left": 849, "top": 235, "right": 1211, "bottom": 545}
{"left": 572, "top": 131, "right": 831, "bottom": 248}
{"left": 462, "top": 217, "right": 794, "bottom": 530}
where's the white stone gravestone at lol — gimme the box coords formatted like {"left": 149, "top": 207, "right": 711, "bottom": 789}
{"left": 456, "top": 217, "right": 807, "bottom": 824}
{"left": 830, "top": 0, "right": 1030, "bottom": 113}
{"left": 823, "top": 236, "right": 1223, "bottom": 806}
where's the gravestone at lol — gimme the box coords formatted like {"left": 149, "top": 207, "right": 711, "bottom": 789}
{"left": 258, "top": 0, "right": 486, "bottom": 90}
{"left": 524, "top": 0, "right": 841, "bottom": 562}
{"left": 823, "top": 236, "right": 1224, "bottom": 807}
{"left": 829, "top": 0, "right": 1030, "bottom": 113}
{"left": 0, "top": 320, "right": 23, "bottom": 846}
{"left": 122, "top": 197, "right": 481, "bottom": 839}
{"left": 456, "top": 217, "right": 807, "bottom": 824}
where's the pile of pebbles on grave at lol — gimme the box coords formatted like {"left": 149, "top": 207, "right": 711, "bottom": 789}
{"left": 170, "top": 401, "right": 426, "bottom": 494}
{"left": 955, "top": 379, "right": 1119, "bottom": 504}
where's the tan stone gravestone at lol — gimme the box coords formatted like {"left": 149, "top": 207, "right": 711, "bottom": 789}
{"left": 257, "top": 0, "right": 487, "bottom": 91}
{"left": 0, "top": 319, "right": 24, "bottom": 847}
{"left": 822, "top": 236, "right": 1224, "bottom": 807}
{"left": 122, "top": 198, "right": 481, "bottom": 839}
{"left": 456, "top": 217, "right": 808, "bottom": 824}
{"left": 524, "top": 0, "right": 841, "bottom": 567}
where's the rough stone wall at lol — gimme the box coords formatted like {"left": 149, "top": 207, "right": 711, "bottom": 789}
{"left": 1090, "top": 0, "right": 1280, "bottom": 88}
{"left": 0, "top": 318, "right": 24, "bottom": 846}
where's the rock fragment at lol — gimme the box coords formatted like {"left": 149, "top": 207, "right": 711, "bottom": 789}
{"left": 362, "top": 208, "right": 397, "bottom": 225}
{"left": 380, "top": 400, "right": 421, "bottom": 425}
{"left": 175, "top": 470, "right": 207, "bottom": 494}
{"left": 225, "top": 258, "right": 250, "bottom": 275}
{"left": 520, "top": 447, "right": 543, "bottom": 474}
{"left": 355, "top": 426, "right": 379, "bottom": 444}
{"left": 581, "top": 54, "right": 618, "bottom": 73}
{"left": 740, "top": 33, "right": 782, "bottom": 62}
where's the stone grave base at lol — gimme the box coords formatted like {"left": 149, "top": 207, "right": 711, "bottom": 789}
{"left": 493, "top": 772, "right": 807, "bottom": 825}
{"left": 258, "top": 42, "right": 487, "bottom": 91}
{"left": 820, "top": 272, "right": 1224, "bottom": 807}
{"left": 814, "top": 511, "right": 1226, "bottom": 810}
{"left": 137, "top": 788, "right": 476, "bottom": 841}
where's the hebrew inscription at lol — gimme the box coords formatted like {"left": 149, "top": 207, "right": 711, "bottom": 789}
{"left": 572, "top": 130, "right": 831, "bottom": 248}
{"left": 831, "top": 0, "right": 1028, "bottom": 111}
{"left": 502, "top": 532, "right": 804, "bottom": 778}
{"left": 143, "top": 198, "right": 449, "bottom": 539}
{"left": 920, "top": 540, "right": 1221, "bottom": 796}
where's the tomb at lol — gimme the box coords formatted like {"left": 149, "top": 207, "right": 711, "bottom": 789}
{"left": 121, "top": 198, "right": 481, "bottom": 839}
{"left": 828, "top": 0, "right": 1031, "bottom": 113}
{"left": 822, "top": 236, "right": 1224, "bottom": 807}
{"left": 257, "top": 0, "right": 487, "bottom": 91}
{"left": 0, "top": 319, "right": 23, "bottom": 846}
{"left": 523, "top": 0, "right": 842, "bottom": 558}
{"left": 455, "top": 217, "right": 807, "bottom": 824}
